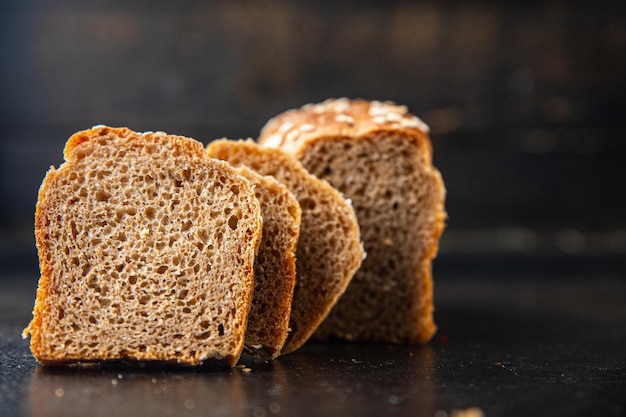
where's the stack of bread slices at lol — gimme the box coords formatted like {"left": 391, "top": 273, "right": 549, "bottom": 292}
{"left": 24, "top": 99, "right": 446, "bottom": 366}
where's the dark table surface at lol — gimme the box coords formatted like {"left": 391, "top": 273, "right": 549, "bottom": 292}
{"left": 1, "top": 267, "right": 625, "bottom": 417}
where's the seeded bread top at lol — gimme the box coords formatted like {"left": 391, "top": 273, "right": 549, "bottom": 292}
{"left": 260, "top": 98, "right": 432, "bottom": 160}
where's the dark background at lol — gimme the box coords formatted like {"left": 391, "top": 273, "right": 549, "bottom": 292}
{"left": 1, "top": 0, "right": 625, "bottom": 279}
{"left": 2, "top": 4, "right": 625, "bottom": 416}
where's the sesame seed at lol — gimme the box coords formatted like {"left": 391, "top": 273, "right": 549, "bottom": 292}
{"left": 285, "top": 129, "right": 301, "bottom": 142}
{"left": 308, "top": 98, "right": 352, "bottom": 114}
{"left": 262, "top": 134, "right": 283, "bottom": 149}
{"left": 278, "top": 122, "right": 294, "bottom": 133}
{"left": 386, "top": 112, "right": 402, "bottom": 122}
{"left": 369, "top": 101, "right": 408, "bottom": 117}
{"left": 401, "top": 116, "right": 430, "bottom": 133}
{"left": 335, "top": 114, "right": 355, "bottom": 124}
{"left": 300, "top": 124, "right": 315, "bottom": 132}
{"left": 369, "top": 106, "right": 387, "bottom": 117}
{"left": 372, "top": 115, "right": 388, "bottom": 124}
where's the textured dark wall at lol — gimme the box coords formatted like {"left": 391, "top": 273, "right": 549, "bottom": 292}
{"left": 1, "top": 0, "right": 625, "bottom": 271}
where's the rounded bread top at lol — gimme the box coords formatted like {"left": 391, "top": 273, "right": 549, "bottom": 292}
{"left": 259, "top": 98, "right": 433, "bottom": 159}
{"left": 64, "top": 126, "right": 206, "bottom": 163}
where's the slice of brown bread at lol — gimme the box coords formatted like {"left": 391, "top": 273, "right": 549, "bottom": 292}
{"left": 259, "top": 98, "right": 446, "bottom": 344}
{"left": 206, "top": 139, "right": 364, "bottom": 354}
{"left": 235, "top": 166, "right": 301, "bottom": 359}
{"left": 23, "top": 126, "right": 263, "bottom": 366}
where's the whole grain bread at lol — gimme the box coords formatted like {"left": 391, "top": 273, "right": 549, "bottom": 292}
{"left": 206, "top": 139, "right": 364, "bottom": 354}
{"left": 259, "top": 99, "right": 446, "bottom": 344}
{"left": 235, "top": 166, "right": 301, "bottom": 359}
{"left": 23, "top": 126, "right": 263, "bottom": 366}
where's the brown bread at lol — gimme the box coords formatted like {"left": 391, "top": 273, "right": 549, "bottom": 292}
{"left": 235, "top": 166, "right": 301, "bottom": 359}
{"left": 23, "top": 126, "right": 263, "bottom": 366}
{"left": 206, "top": 139, "right": 364, "bottom": 354}
{"left": 259, "top": 99, "right": 446, "bottom": 344}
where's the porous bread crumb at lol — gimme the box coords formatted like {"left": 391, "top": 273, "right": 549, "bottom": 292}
{"left": 24, "top": 126, "right": 263, "bottom": 366}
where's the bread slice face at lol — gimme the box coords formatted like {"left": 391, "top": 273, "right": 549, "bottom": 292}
{"left": 259, "top": 99, "right": 446, "bottom": 344}
{"left": 206, "top": 139, "right": 364, "bottom": 354}
{"left": 235, "top": 166, "right": 301, "bottom": 359}
{"left": 24, "top": 126, "right": 263, "bottom": 366}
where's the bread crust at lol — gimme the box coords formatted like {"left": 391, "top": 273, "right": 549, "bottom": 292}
{"left": 259, "top": 99, "right": 446, "bottom": 344}
{"left": 24, "top": 126, "right": 263, "bottom": 366}
{"left": 260, "top": 98, "right": 433, "bottom": 163}
{"left": 235, "top": 166, "right": 301, "bottom": 359}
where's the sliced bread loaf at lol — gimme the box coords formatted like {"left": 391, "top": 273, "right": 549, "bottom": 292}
{"left": 259, "top": 99, "right": 446, "bottom": 344}
{"left": 235, "top": 166, "right": 301, "bottom": 359}
{"left": 206, "top": 139, "right": 364, "bottom": 354}
{"left": 24, "top": 126, "right": 263, "bottom": 366}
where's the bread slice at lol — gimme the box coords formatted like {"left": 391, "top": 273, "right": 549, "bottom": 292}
{"left": 23, "top": 126, "right": 263, "bottom": 366}
{"left": 259, "top": 98, "right": 446, "bottom": 344}
{"left": 235, "top": 166, "right": 301, "bottom": 359}
{"left": 206, "top": 139, "right": 364, "bottom": 354}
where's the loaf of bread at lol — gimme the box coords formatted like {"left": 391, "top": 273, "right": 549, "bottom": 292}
{"left": 259, "top": 98, "right": 446, "bottom": 344}
{"left": 206, "top": 139, "right": 364, "bottom": 354}
{"left": 235, "top": 166, "right": 301, "bottom": 359}
{"left": 23, "top": 126, "right": 263, "bottom": 366}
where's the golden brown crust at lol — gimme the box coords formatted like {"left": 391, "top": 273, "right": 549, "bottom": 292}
{"left": 235, "top": 166, "right": 301, "bottom": 359}
{"left": 260, "top": 98, "right": 433, "bottom": 161}
{"left": 259, "top": 99, "right": 446, "bottom": 345}
{"left": 24, "top": 126, "right": 262, "bottom": 366}
{"left": 63, "top": 126, "right": 207, "bottom": 163}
